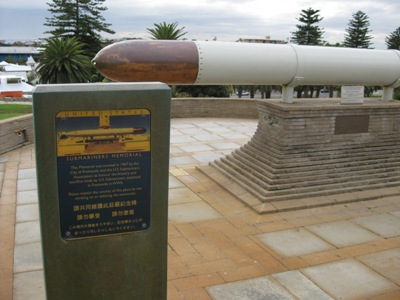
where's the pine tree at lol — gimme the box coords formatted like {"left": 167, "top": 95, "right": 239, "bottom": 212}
{"left": 291, "top": 8, "right": 324, "bottom": 98}
{"left": 386, "top": 27, "right": 400, "bottom": 50}
{"left": 343, "top": 11, "right": 373, "bottom": 48}
{"left": 44, "top": 0, "right": 115, "bottom": 55}
{"left": 291, "top": 8, "right": 324, "bottom": 45}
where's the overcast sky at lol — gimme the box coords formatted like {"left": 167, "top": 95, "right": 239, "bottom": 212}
{"left": 0, "top": 0, "right": 399, "bottom": 49}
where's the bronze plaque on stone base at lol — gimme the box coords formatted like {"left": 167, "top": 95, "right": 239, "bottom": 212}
{"left": 335, "top": 115, "right": 370, "bottom": 134}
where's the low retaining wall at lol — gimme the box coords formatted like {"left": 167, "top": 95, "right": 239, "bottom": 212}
{"left": 171, "top": 98, "right": 257, "bottom": 118}
{"left": 0, "top": 98, "right": 257, "bottom": 155}
{"left": 0, "top": 114, "right": 34, "bottom": 154}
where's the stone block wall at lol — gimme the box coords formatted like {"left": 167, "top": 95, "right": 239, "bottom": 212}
{"left": 0, "top": 98, "right": 258, "bottom": 155}
{"left": 0, "top": 114, "right": 34, "bottom": 154}
{"left": 171, "top": 98, "right": 257, "bottom": 118}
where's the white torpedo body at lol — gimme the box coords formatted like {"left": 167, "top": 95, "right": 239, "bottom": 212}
{"left": 93, "top": 40, "right": 400, "bottom": 102}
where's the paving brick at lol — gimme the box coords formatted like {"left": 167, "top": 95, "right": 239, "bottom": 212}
{"left": 0, "top": 202, "right": 15, "bottom": 300}
{"left": 203, "top": 231, "right": 235, "bottom": 250}
{"left": 221, "top": 246, "right": 255, "bottom": 267}
{"left": 1, "top": 180, "right": 17, "bottom": 196}
{"left": 13, "top": 242, "right": 43, "bottom": 273}
{"left": 301, "top": 237, "right": 400, "bottom": 266}
{"left": 287, "top": 214, "right": 323, "bottom": 227}
{"left": 301, "top": 249, "right": 346, "bottom": 266}
{"left": 358, "top": 248, "right": 400, "bottom": 285}
{"left": 250, "top": 252, "right": 287, "bottom": 275}
{"left": 169, "top": 201, "right": 222, "bottom": 223}
{"left": 0, "top": 194, "right": 15, "bottom": 205}
{"left": 168, "top": 224, "right": 182, "bottom": 239}
{"left": 188, "top": 259, "right": 237, "bottom": 276}
{"left": 193, "top": 241, "right": 227, "bottom": 261}
{"left": 195, "top": 190, "right": 225, "bottom": 206}
{"left": 353, "top": 213, "right": 400, "bottom": 238}
{"left": 224, "top": 214, "right": 251, "bottom": 228}
{"left": 273, "top": 270, "right": 333, "bottom": 300}
{"left": 16, "top": 204, "right": 39, "bottom": 223}
{"left": 306, "top": 220, "right": 381, "bottom": 248}
{"left": 207, "top": 276, "right": 296, "bottom": 300}
{"left": 280, "top": 208, "right": 319, "bottom": 221}
{"left": 167, "top": 282, "right": 183, "bottom": 300}
{"left": 220, "top": 223, "right": 261, "bottom": 238}
{"left": 366, "top": 289, "right": 400, "bottom": 300}
{"left": 194, "top": 218, "right": 237, "bottom": 235}
{"left": 177, "top": 287, "right": 213, "bottom": 300}
{"left": 3, "top": 162, "right": 18, "bottom": 180}
{"left": 168, "top": 262, "right": 193, "bottom": 280}
{"left": 169, "top": 187, "right": 203, "bottom": 205}
{"left": 3, "top": 118, "right": 400, "bottom": 300}
{"left": 13, "top": 270, "right": 45, "bottom": 300}
{"left": 172, "top": 273, "right": 224, "bottom": 291}
{"left": 273, "top": 200, "right": 307, "bottom": 211}
{"left": 255, "top": 222, "right": 294, "bottom": 235}
{"left": 206, "top": 198, "right": 241, "bottom": 216}
{"left": 231, "top": 236, "right": 267, "bottom": 256}
{"left": 218, "top": 263, "right": 267, "bottom": 282}
{"left": 243, "top": 209, "right": 282, "bottom": 222}
{"left": 281, "top": 257, "right": 310, "bottom": 270}
{"left": 175, "top": 223, "right": 205, "bottom": 245}
{"left": 168, "top": 253, "right": 205, "bottom": 267}
{"left": 257, "top": 228, "right": 335, "bottom": 258}
{"left": 302, "top": 259, "right": 397, "bottom": 300}
{"left": 14, "top": 220, "right": 41, "bottom": 245}
{"left": 301, "top": 196, "right": 334, "bottom": 208}
{"left": 169, "top": 237, "right": 198, "bottom": 256}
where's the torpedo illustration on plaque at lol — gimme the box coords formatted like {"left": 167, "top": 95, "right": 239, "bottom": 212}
{"left": 55, "top": 109, "right": 151, "bottom": 239}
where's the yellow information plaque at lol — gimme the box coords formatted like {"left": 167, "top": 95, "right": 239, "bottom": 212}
{"left": 55, "top": 109, "right": 152, "bottom": 239}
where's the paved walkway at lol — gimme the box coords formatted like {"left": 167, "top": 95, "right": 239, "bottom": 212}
{"left": 1, "top": 118, "right": 400, "bottom": 299}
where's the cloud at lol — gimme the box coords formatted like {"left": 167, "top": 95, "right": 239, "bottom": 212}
{"left": 0, "top": 0, "right": 398, "bottom": 48}
{"left": 0, "top": 8, "right": 49, "bottom": 41}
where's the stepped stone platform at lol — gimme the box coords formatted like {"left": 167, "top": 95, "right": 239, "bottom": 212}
{"left": 198, "top": 98, "right": 400, "bottom": 213}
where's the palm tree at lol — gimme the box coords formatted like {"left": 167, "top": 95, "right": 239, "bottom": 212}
{"left": 37, "top": 37, "right": 93, "bottom": 84}
{"left": 147, "top": 22, "right": 187, "bottom": 40}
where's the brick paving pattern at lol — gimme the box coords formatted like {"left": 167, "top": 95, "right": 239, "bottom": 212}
{"left": 0, "top": 118, "right": 399, "bottom": 299}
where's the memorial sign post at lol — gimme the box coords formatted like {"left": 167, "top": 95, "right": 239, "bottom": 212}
{"left": 33, "top": 83, "right": 170, "bottom": 299}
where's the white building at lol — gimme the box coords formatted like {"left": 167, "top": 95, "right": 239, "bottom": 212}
{"left": 0, "top": 75, "right": 34, "bottom": 98}
{"left": 0, "top": 58, "right": 38, "bottom": 82}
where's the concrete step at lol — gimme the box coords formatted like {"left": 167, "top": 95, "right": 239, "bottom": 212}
{"left": 197, "top": 164, "right": 400, "bottom": 214}
{"left": 242, "top": 142, "right": 400, "bottom": 170}
{"left": 249, "top": 135, "right": 400, "bottom": 157}
{"left": 210, "top": 160, "right": 400, "bottom": 203}
{"left": 252, "top": 131, "right": 400, "bottom": 153}
{"left": 213, "top": 157, "right": 400, "bottom": 197}
{"left": 233, "top": 149, "right": 400, "bottom": 182}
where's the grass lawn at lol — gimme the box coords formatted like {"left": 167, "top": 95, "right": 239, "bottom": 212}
{"left": 0, "top": 104, "right": 32, "bottom": 120}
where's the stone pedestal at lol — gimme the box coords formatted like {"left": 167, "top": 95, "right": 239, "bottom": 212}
{"left": 199, "top": 98, "right": 400, "bottom": 213}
